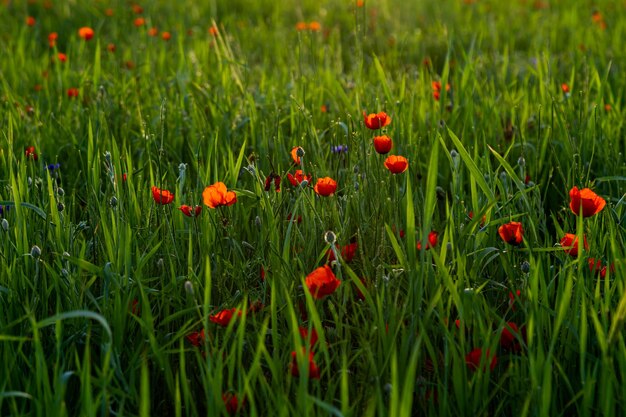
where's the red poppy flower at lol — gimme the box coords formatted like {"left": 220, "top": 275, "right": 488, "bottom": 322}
{"left": 314, "top": 177, "right": 337, "bottom": 196}
{"left": 202, "top": 182, "right": 236, "bottom": 208}
{"left": 26, "top": 16, "right": 36, "bottom": 27}
{"left": 222, "top": 392, "right": 243, "bottom": 415}
{"left": 57, "top": 53, "right": 67, "bottom": 63}
{"left": 295, "top": 22, "right": 307, "bottom": 31}
{"left": 468, "top": 211, "right": 486, "bottom": 227}
{"left": 431, "top": 81, "right": 450, "bottom": 101}
{"left": 384, "top": 155, "right": 408, "bottom": 174}
{"left": 500, "top": 322, "right": 522, "bottom": 352}
{"left": 148, "top": 27, "right": 159, "bottom": 37}
{"left": 465, "top": 348, "right": 497, "bottom": 372}
{"left": 417, "top": 231, "right": 438, "bottom": 251}
{"left": 179, "top": 205, "right": 202, "bottom": 217}
{"left": 298, "top": 326, "right": 319, "bottom": 348}
{"left": 308, "top": 21, "right": 321, "bottom": 32}
{"left": 560, "top": 233, "right": 589, "bottom": 257}
{"left": 161, "top": 31, "right": 171, "bottom": 41}
{"left": 107, "top": 43, "right": 116, "bottom": 52}
{"left": 67, "top": 88, "right": 79, "bottom": 98}
{"left": 569, "top": 186, "right": 606, "bottom": 217}
{"left": 286, "top": 213, "right": 303, "bottom": 224}
{"left": 25, "top": 146, "right": 38, "bottom": 161}
{"left": 264, "top": 173, "right": 281, "bottom": 192}
{"left": 209, "top": 26, "right": 219, "bottom": 36}
{"left": 327, "top": 242, "right": 358, "bottom": 263}
{"left": 210, "top": 308, "right": 242, "bottom": 327}
{"left": 291, "top": 146, "right": 303, "bottom": 165}
{"left": 48, "top": 32, "right": 58, "bottom": 48}
{"left": 373, "top": 135, "right": 393, "bottom": 154}
{"left": 508, "top": 289, "right": 522, "bottom": 311}
{"left": 151, "top": 186, "right": 174, "bottom": 205}
{"left": 354, "top": 276, "right": 367, "bottom": 301}
{"left": 588, "top": 258, "right": 614, "bottom": 279}
{"left": 290, "top": 347, "right": 320, "bottom": 379}
{"left": 130, "top": 299, "right": 140, "bottom": 315}
{"left": 287, "top": 170, "right": 311, "bottom": 187}
{"left": 305, "top": 265, "right": 340, "bottom": 300}
{"left": 105, "top": 8, "right": 114, "bottom": 16}
{"left": 561, "top": 83, "right": 570, "bottom": 94}
{"left": 186, "top": 329, "right": 206, "bottom": 347}
{"left": 363, "top": 111, "right": 391, "bottom": 130}
{"left": 132, "top": 4, "right": 144, "bottom": 14}
{"left": 78, "top": 27, "right": 94, "bottom": 41}
{"left": 498, "top": 221, "right": 523, "bottom": 245}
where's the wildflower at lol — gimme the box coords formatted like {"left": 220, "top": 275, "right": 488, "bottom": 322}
{"left": 417, "top": 231, "right": 438, "bottom": 251}
{"left": 291, "top": 146, "right": 304, "bottom": 165}
{"left": 286, "top": 170, "right": 311, "bottom": 187}
{"left": 331, "top": 144, "right": 348, "bottom": 154}
{"left": 465, "top": 348, "right": 497, "bottom": 372}
{"left": 151, "top": 186, "right": 174, "bottom": 205}
{"left": 569, "top": 186, "right": 606, "bottom": 217}
{"left": 134, "top": 17, "right": 145, "bottom": 27}
{"left": 31, "top": 245, "right": 42, "bottom": 259}
{"left": 55, "top": 52, "right": 68, "bottom": 63}
{"left": 208, "top": 25, "right": 219, "bottom": 36}
{"left": 287, "top": 213, "right": 302, "bottom": 224}
{"left": 179, "top": 205, "right": 202, "bottom": 217}
{"left": 264, "top": 173, "right": 281, "bottom": 192}
{"left": 107, "top": 43, "right": 116, "bottom": 52}
{"left": 363, "top": 111, "right": 391, "bottom": 130}
{"left": 500, "top": 322, "right": 522, "bottom": 352}
{"left": 561, "top": 83, "right": 570, "bottom": 94}
{"left": 305, "top": 265, "right": 340, "bottom": 300}
{"left": 290, "top": 347, "right": 320, "bottom": 379}
{"left": 202, "top": 182, "right": 237, "bottom": 208}
{"left": 26, "top": 16, "right": 36, "bottom": 27}
{"left": 45, "top": 163, "right": 61, "bottom": 173}
{"left": 321, "top": 103, "right": 329, "bottom": 113}
{"left": 498, "top": 221, "right": 523, "bottom": 245}
{"left": 432, "top": 81, "right": 450, "bottom": 101}
{"left": 210, "top": 308, "right": 242, "bottom": 327}
{"left": 78, "top": 27, "right": 94, "bottom": 41}
{"left": 314, "top": 177, "right": 337, "bottom": 196}
{"left": 588, "top": 258, "right": 614, "bottom": 279}
{"left": 560, "top": 233, "right": 588, "bottom": 257}
{"left": 384, "top": 155, "right": 409, "bottom": 174}
{"left": 148, "top": 27, "right": 158, "bottom": 37}
{"left": 222, "top": 392, "right": 243, "bottom": 415}
{"left": 468, "top": 211, "right": 486, "bottom": 227}
{"left": 132, "top": 4, "right": 144, "bottom": 14}
{"left": 605, "top": 104, "right": 612, "bottom": 112}
{"left": 48, "top": 32, "right": 58, "bottom": 48}
{"left": 25, "top": 146, "right": 38, "bottom": 161}
{"left": 327, "top": 242, "right": 358, "bottom": 263}
{"left": 508, "top": 289, "right": 522, "bottom": 311}
{"left": 1, "top": 218, "right": 8, "bottom": 232}
{"left": 161, "top": 31, "right": 171, "bottom": 41}
{"left": 295, "top": 22, "right": 307, "bottom": 31}
{"left": 298, "top": 326, "right": 319, "bottom": 348}
{"left": 186, "top": 329, "right": 206, "bottom": 347}
{"left": 67, "top": 88, "right": 79, "bottom": 98}
{"left": 373, "top": 135, "right": 393, "bottom": 154}
{"left": 308, "top": 21, "right": 321, "bottom": 32}
{"left": 105, "top": 8, "right": 114, "bottom": 16}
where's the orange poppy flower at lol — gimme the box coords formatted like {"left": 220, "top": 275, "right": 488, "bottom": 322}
{"left": 373, "top": 135, "right": 393, "bottom": 154}
{"left": 66, "top": 88, "right": 79, "bottom": 98}
{"left": 25, "top": 146, "right": 38, "bottom": 161}
{"left": 78, "top": 27, "right": 94, "bottom": 41}
{"left": 356, "top": 0, "right": 364, "bottom": 6}
{"left": 287, "top": 170, "right": 311, "bottom": 187}
{"left": 295, "top": 21, "right": 307, "bottom": 31}
{"left": 209, "top": 308, "right": 242, "bottom": 327}
{"left": 308, "top": 21, "right": 321, "bottom": 32}
{"left": 290, "top": 347, "right": 320, "bottom": 379}
{"left": 26, "top": 16, "right": 36, "bottom": 27}
{"left": 432, "top": 81, "right": 450, "bottom": 101}
{"left": 384, "top": 155, "right": 408, "bottom": 174}
{"left": 148, "top": 27, "right": 158, "bottom": 37}
{"left": 560, "top": 233, "right": 588, "bottom": 257}
{"left": 57, "top": 53, "right": 67, "bottom": 63}
{"left": 417, "top": 231, "right": 438, "bottom": 250}
{"left": 151, "top": 186, "right": 174, "bottom": 205}
{"left": 134, "top": 17, "right": 145, "bottom": 27}
{"left": 498, "top": 221, "right": 523, "bottom": 245}
{"left": 561, "top": 83, "right": 570, "bottom": 94}
{"left": 179, "top": 205, "right": 202, "bottom": 217}
{"left": 291, "top": 146, "right": 303, "bottom": 164}
{"left": 314, "top": 177, "right": 337, "bottom": 196}
{"left": 363, "top": 111, "right": 391, "bottom": 130}
{"left": 569, "top": 186, "right": 605, "bottom": 217}
{"left": 465, "top": 348, "right": 497, "bottom": 372}
{"left": 202, "top": 181, "right": 237, "bottom": 208}
{"left": 131, "top": 3, "right": 143, "bottom": 14}
{"left": 208, "top": 26, "right": 219, "bottom": 36}
{"left": 305, "top": 265, "right": 340, "bottom": 299}
{"left": 161, "top": 31, "right": 171, "bottom": 41}
{"left": 48, "top": 32, "right": 58, "bottom": 48}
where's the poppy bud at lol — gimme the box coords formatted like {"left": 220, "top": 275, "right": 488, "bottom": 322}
{"left": 324, "top": 231, "right": 337, "bottom": 245}
{"left": 1, "top": 218, "right": 8, "bottom": 231}
{"left": 31, "top": 245, "right": 42, "bottom": 258}
{"left": 57, "top": 187, "right": 65, "bottom": 196}
{"left": 521, "top": 260, "right": 530, "bottom": 273}
{"left": 110, "top": 196, "right": 118, "bottom": 207}
{"left": 184, "top": 280, "right": 194, "bottom": 295}
{"left": 57, "top": 203, "right": 65, "bottom": 212}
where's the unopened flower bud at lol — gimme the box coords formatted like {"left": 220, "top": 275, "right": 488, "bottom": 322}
{"left": 517, "top": 156, "right": 526, "bottom": 167}
{"left": 31, "top": 245, "right": 41, "bottom": 258}
{"left": 296, "top": 147, "right": 305, "bottom": 157}
{"left": 184, "top": 280, "right": 194, "bottom": 295}
{"left": 324, "top": 231, "right": 336, "bottom": 245}
{"left": 109, "top": 196, "right": 118, "bottom": 207}
{"left": 521, "top": 260, "right": 530, "bottom": 273}
{"left": 1, "top": 218, "right": 8, "bottom": 231}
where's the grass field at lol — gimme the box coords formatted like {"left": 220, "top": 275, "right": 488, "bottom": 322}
{"left": 2, "top": 0, "right": 626, "bottom": 416}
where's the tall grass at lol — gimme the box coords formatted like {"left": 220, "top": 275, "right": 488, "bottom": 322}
{"left": 1, "top": 0, "right": 626, "bottom": 416}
